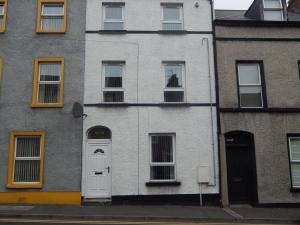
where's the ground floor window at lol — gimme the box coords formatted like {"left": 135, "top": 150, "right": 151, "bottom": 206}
{"left": 150, "top": 134, "right": 176, "bottom": 181}
{"left": 7, "top": 132, "right": 45, "bottom": 188}
{"left": 288, "top": 136, "right": 300, "bottom": 189}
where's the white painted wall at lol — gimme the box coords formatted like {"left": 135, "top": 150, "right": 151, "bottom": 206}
{"left": 83, "top": 107, "right": 219, "bottom": 196}
{"left": 83, "top": 0, "right": 219, "bottom": 197}
{"left": 86, "top": 0, "right": 213, "bottom": 31}
{"left": 84, "top": 34, "right": 216, "bottom": 104}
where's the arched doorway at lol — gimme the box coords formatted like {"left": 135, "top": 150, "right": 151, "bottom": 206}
{"left": 225, "top": 131, "right": 258, "bottom": 204}
{"left": 84, "top": 126, "right": 112, "bottom": 199}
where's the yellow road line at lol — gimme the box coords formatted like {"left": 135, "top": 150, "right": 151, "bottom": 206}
{"left": 0, "top": 218, "right": 286, "bottom": 225}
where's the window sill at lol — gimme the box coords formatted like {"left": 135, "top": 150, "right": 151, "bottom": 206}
{"left": 32, "top": 104, "right": 64, "bottom": 108}
{"left": 290, "top": 188, "right": 300, "bottom": 193}
{"left": 146, "top": 181, "right": 181, "bottom": 187}
{"left": 158, "top": 30, "right": 187, "bottom": 34}
{"left": 160, "top": 102, "right": 187, "bottom": 107}
{"left": 7, "top": 183, "right": 43, "bottom": 189}
{"left": 36, "top": 30, "right": 66, "bottom": 34}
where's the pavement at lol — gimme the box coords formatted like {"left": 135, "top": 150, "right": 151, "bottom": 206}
{"left": 0, "top": 205, "right": 299, "bottom": 224}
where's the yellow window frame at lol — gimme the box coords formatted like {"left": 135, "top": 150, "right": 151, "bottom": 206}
{"left": 7, "top": 131, "right": 45, "bottom": 189}
{"left": 36, "top": 0, "right": 67, "bottom": 33}
{"left": 32, "top": 58, "right": 64, "bottom": 108}
{"left": 0, "top": 0, "right": 7, "bottom": 33}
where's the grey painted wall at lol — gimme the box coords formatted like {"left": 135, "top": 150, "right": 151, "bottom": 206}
{"left": 216, "top": 25, "right": 300, "bottom": 204}
{"left": 0, "top": 0, "right": 86, "bottom": 192}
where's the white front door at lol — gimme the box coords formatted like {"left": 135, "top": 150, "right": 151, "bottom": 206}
{"left": 85, "top": 140, "right": 111, "bottom": 199}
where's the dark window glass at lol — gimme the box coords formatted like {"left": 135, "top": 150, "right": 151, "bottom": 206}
{"left": 88, "top": 127, "right": 111, "bottom": 139}
{"left": 164, "top": 91, "right": 184, "bottom": 102}
{"left": 151, "top": 136, "right": 173, "bottom": 162}
{"left": 104, "top": 91, "right": 124, "bottom": 102}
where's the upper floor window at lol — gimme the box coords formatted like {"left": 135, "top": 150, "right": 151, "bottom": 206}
{"left": 7, "top": 132, "right": 45, "bottom": 189}
{"left": 32, "top": 58, "right": 64, "bottom": 108}
{"left": 162, "top": 4, "right": 183, "bottom": 31}
{"left": 150, "top": 134, "right": 176, "bottom": 181}
{"left": 263, "top": 0, "right": 283, "bottom": 21}
{"left": 288, "top": 136, "right": 300, "bottom": 189}
{"left": 0, "top": 58, "right": 2, "bottom": 81}
{"left": 37, "top": 0, "right": 67, "bottom": 33}
{"left": 103, "top": 62, "right": 124, "bottom": 103}
{"left": 164, "top": 62, "right": 185, "bottom": 102}
{"left": 0, "top": 0, "right": 7, "bottom": 32}
{"left": 237, "top": 62, "right": 264, "bottom": 108}
{"left": 103, "top": 3, "right": 124, "bottom": 30}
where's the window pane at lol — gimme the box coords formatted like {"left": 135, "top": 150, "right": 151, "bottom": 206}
{"left": 162, "top": 23, "right": 183, "bottom": 31}
{"left": 104, "top": 91, "right": 124, "bottom": 102}
{"left": 103, "top": 22, "right": 124, "bottom": 30}
{"left": 16, "top": 137, "right": 40, "bottom": 158}
{"left": 105, "top": 64, "right": 123, "bottom": 87}
{"left": 264, "top": 0, "right": 281, "bottom": 8}
{"left": 0, "top": 5, "right": 4, "bottom": 15}
{"left": 264, "top": 10, "right": 283, "bottom": 21}
{"left": 240, "top": 87, "right": 262, "bottom": 107}
{"left": 40, "top": 63, "right": 61, "bottom": 81}
{"left": 291, "top": 164, "right": 300, "bottom": 187}
{"left": 14, "top": 160, "right": 40, "bottom": 183}
{"left": 42, "top": 17, "right": 64, "bottom": 31}
{"left": 290, "top": 138, "right": 300, "bottom": 161}
{"left": 163, "top": 7, "right": 180, "bottom": 21}
{"left": 88, "top": 127, "right": 111, "bottom": 139}
{"left": 0, "top": 17, "right": 2, "bottom": 29}
{"left": 238, "top": 64, "right": 260, "bottom": 85}
{"left": 150, "top": 166, "right": 175, "bottom": 180}
{"left": 165, "top": 65, "right": 182, "bottom": 87}
{"left": 151, "top": 136, "right": 173, "bottom": 163}
{"left": 38, "top": 84, "right": 60, "bottom": 103}
{"left": 164, "top": 91, "right": 184, "bottom": 102}
{"left": 105, "top": 6, "right": 122, "bottom": 20}
{"left": 42, "top": 4, "right": 64, "bottom": 15}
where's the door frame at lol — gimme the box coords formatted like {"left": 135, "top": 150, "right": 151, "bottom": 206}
{"left": 82, "top": 126, "right": 112, "bottom": 199}
{"left": 225, "top": 131, "right": 258, "bottom": 205}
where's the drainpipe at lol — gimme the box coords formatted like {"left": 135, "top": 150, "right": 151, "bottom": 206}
{"left": 202, "top": 37, "right": 216, "bottom": 187}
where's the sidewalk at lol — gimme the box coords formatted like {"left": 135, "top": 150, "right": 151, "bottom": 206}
{"left": 0, "top": 205, "right": 299, "bottom": 224}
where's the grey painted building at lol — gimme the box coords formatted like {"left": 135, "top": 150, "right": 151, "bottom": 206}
{"left": 0, "top": 0, "right": 85, "bottom": 204}
{"left": 215, "top": 0, "right": 300, "bottom": 206}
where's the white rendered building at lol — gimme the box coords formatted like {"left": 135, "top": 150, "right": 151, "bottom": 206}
{"left": 83, "top": 0, "right": 219, "bottom": 204}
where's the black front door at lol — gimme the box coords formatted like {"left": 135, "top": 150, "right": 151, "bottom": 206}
{"left": 225, "top": 132, "right": 258, "bottom": 204}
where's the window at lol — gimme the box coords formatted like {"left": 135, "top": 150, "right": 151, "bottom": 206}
{"left": 37, "top": 0, "right": 67, "bottom": 33}
{"left": 162, "top": 4, "right": 183, "bottom": 31}
{"left": 150, "top": 135, "right": 176, "bottom": 181}
{"left": 164, "top": 63, "right": 185, "bottom": 102}
{"left": 263, "top": 0, "right": 283, "bottom": 21}
{"left": 298, "top": 61, "right": 300, "bottom": 79}
{"left": 103, "top": 3, "right": 124, "bottom": 30}
{"left": 7, "top": 132, "right": 45, "bottom": 189}
{"left": 288, "top": 136, "right": 300, "bottom": 189}
{"left": 103, "top": 62, "right": 124, "bottom": 103}
{"left": 237, "top": 63, "right": 264, "bottom": 108}
{"left": 0, "top": 0, "right": 7, "bottom": 32}
{"left": 32, "top": 58, "right": 64, "bottom": 108}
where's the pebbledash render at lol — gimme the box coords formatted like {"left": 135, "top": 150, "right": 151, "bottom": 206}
{"left": 83, "top": 0, "right": 219, "bottom": 204}
{"left": 0, "top": 0, "right": 86, "bottom": 204}
{"left": 215, "top": 0, "right": 300, "bottom": 206}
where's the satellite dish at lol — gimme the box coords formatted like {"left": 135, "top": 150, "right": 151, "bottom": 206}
{"left": 72, "top": 102, "right": 85, "bottom": 118}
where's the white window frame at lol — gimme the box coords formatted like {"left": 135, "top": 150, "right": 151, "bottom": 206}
{"left": 37, "top": 62, "right": 62, "bottom": 104}
{"left": 263, "top": 0, "right": 284, "bottom": 21}
{"left": 41, "top": 3, "right": 65, "bottom": 30}
{"left": 288, "top": 137, "right": 300, "bottom": 189}
{"left": 13, "top": 136, "right": 42, "bottom": 184}
{"left": 149, "top": 134, "right": 176, "bottom": 182}
{"left": 238, "top": 63, "right": 264, "bottom": 109}
{"left": 163, "top": 62, "right": 186, "bottom": 103}
{"left": 103, "top": 4, "right": 125, "bottom": 30}
{"left": 102, "top": 62, "right": 125, "bottom": 103}
{"left": 162, "top": 4, "right": 183, "bottom": 30}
